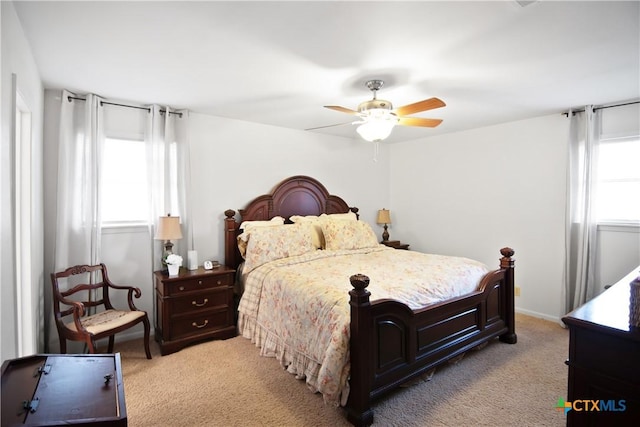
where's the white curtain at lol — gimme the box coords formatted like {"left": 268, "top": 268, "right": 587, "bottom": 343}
{"left": 564, "top": 105, "right": 601, "bottom": 313}
{"left": 53, "top": 90, "right": 104, "bottom": 271}
{"left": 147, "top": 106, "right": 192, "bottom": 271}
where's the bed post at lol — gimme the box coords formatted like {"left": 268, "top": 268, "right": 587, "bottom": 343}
{"left": 224, "top": 209, "right": 239, "bottom": 269}
{"left": 498, "top": 247, "right": 517, "bottom": 344}
{"left": 346, "top": 274, "right": 374, "bottom": 427}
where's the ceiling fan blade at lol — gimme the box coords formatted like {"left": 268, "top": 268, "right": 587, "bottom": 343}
{"left": 324, "top": 105, "right": 359, "bottom": 115}
{"left": 394, "top": 97, "right": 446, "bottom": 116}
{"left": 397, "top": 117, "right": 443, "bottom": 128}
{"left": 305, "top": 121, "right": 353, "bottom": 131}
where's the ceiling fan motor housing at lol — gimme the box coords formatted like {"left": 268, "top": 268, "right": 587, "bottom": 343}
{"left": 358, "top": 99, "right": 394, "bottom": 114}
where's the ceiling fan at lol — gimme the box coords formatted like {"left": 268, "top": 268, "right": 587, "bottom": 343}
{"left": 321, "top": 79, "right": 446, "bottom": 142}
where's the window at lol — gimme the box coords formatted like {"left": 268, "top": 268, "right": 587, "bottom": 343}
{"left": 101, "top": 137, "right": 149, "bottom": 224}
{"left": 596, "top": 137, "right": 640, "bottom": 223}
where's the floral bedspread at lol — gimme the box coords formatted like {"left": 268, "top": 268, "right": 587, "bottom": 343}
{"left": 237, "top": 245, "right": 489, "bottom": 406}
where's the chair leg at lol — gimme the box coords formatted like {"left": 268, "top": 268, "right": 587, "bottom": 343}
{"left": 142, "top": 316, "right": 152, "bottom": 359}
{"left": 107, "top": 336, "right": 115, "bottom": 353}
{"left": 87, "top": 338, "right": 98, "bottom": 354}
{"left": 59, "top": 337, "right": 67, "bottom": 354}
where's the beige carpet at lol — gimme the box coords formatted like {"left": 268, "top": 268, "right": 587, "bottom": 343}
{"left": 116, "top": 314, "right": 568, "bottom": 426}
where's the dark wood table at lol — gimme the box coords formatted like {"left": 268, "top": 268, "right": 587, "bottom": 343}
{"left": 562, "top": 266, "right": 640, "bottom": 426}
{"left": 1, "top": 353, "right": 127, "bottom": 426}
{"left": 154, "top": 266, "right": 236, "bottom": 355}
{"left": 381, "top": 240, "right": 410, "bottom": 250}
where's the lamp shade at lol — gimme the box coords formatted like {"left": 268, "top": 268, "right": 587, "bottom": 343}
{"left": 154, "top": 215, "right": 183, "bottom": 240}
{"left": 376, "top": 209, "right": 391, "bottom": 225}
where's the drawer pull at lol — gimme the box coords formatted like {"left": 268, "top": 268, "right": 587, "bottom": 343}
{"left": 179, "top": 286, "right": 185, "bottom": 291}
{"left": 217, "top": 280, "right": 222, "bottom": 285}
{"left": 192, "top": 298, "right": 209, "bottom": 307}
{"left": 192, "top": 320, "right": 209, "bottom": 329}
{"left": 198, "top": 280, "right": 203, "bottom": 285}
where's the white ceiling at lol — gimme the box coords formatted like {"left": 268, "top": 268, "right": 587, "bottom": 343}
{"left": 13, "top": 1, "right": 640, "bottom": 143}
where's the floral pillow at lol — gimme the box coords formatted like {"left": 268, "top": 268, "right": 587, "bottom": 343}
{"left": 237, "top": 216, "right": 285, "bottom": 258}
{"left": 321, "top": 220, "right": 380, "bottom": 251}
{"left": 243, "top": 223, "right": 315, "bottom": 273}
{"left": 290, "top": 211, "right": 358, "bottom": 249}
{"left": 289, "top": 215, "right": 325, "bottom": 249}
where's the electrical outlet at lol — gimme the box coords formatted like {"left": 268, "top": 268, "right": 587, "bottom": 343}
{"left": 515, "top": 286, "right": 521, "bottom": 297}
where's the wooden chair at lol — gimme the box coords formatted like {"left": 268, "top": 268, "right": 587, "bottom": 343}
{"left": 51, "top": 263, "right": 152, "bottom": 359}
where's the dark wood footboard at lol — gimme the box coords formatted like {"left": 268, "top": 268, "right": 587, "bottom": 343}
{"left": 346, "top": 248, "right": 517, "bottom": 426}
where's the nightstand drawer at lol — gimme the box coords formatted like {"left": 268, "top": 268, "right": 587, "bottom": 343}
{"left": 170, "top": 290, "right": 229, "bottom": 314}
{"left": 167, "top": 274, "right": 233, "bottom": 296}
{"left": 171, "top": 310, "right": 230, "bottom": 340}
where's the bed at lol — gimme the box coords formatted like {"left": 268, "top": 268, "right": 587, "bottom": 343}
{"left": 224, "top": 175, "right": 517, "bottom": 426}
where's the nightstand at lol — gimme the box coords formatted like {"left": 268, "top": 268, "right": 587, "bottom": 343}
{"left": 382, "top": 240, "right": 410, "bottom": 250}
{"left": 154, "top": 266, "right": 236, "bottom": 355}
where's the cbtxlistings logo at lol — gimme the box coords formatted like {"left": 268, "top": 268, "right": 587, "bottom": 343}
{"left": 556, "top": 398, "right": 627, "bottom": 414}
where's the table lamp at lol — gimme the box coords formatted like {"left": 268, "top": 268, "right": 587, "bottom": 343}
{"left": 376, "top": 209, "right": 391, "bottom": 242}
{"left": 155, "top": 214, "right": 183, "bottom": 259}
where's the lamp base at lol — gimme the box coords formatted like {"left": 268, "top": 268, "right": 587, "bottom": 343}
{"left": 164, "top": 240, "right": 174, "bottom": 255}
{"left": 162, "top": 240, "right": 174, "bottom": 273}
{"left": 382, "top": 225, "right": 389, "bottom": 242}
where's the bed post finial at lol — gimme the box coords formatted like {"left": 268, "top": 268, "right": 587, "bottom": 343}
{"left": 500, "top": 247, "right": 515, "bottom": 267}
{"left": 350, "top": 274, "right": 370, "bottom": 292}
{"left": 347, "top": 274, "right": 374, "bottom": 426}
{"left": 224, "top": 210, "right": 239, "bottom": 269}
{"left": 499, "top": 247, "right": 517, "bottom": 344}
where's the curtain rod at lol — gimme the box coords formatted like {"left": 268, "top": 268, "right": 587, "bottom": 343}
{"left": 67, "top": 95, "right": 183, "bottom": 117}
{"left": 563, "top": 100, "right": 639, "bottom": 117}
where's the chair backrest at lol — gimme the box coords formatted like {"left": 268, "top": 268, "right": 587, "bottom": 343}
{"left": 50, "top": 264, "right": 115, "bottom": 323}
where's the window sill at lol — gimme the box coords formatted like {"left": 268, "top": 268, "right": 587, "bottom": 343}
{"left": 101, "top": 222, "right": 150, "bottom": 234}
{"left": 597, "top": 222, "right": 640, "bottom": 233}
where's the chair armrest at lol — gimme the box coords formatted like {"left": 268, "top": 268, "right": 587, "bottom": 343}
{"left": 60, "top": 300, "right": 89, "bottom": 334}
{"left": 107, "top": 282, "right": 141, "bottom": 296}
{"left": 58, "top": 295, "right": 86, "bottom": 317}
{"left": 106, "top": 283, "right": 142, "bottom": 311}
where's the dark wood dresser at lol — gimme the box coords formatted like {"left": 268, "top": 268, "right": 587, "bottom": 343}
{"left": 562, "top": 266, "right": 640, "bottom": 426}
{"left": 154, "top": 266, "right": 236, "bottom": 355}
{"left": 1, "top": 353, "right": 126, "bottom": 426}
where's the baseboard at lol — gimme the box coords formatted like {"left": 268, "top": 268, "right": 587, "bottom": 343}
{"left": 515, "top": 307, "right": 563, "bottom": 326}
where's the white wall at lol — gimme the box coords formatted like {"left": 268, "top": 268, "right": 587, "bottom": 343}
{"left": 597, "top": 225, "right": 640, "bottom": 290}
{"left": 0, "top": 1, "right": 44, "bottom": 360}
{"left": 391, "top": 114, "right": 569, "bottom": 321}
{"left": 390, "top": 112, "right": 640, "bottom": 322}
{"left": 1, "top": 1, "right": 44, "bottom": 361}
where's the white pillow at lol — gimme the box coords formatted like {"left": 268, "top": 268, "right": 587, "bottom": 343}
{"left": 239, "top": 216, "right": 285, "bottom": 232}
{"left": 320, "top": 211, "right": 358, "bottom": 221}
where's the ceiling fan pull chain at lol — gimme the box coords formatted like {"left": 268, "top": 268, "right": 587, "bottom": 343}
{"left": 373, "top": 140, "right": 379, "bottom": 162}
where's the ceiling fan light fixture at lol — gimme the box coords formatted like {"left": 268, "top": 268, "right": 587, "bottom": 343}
{"left": 356, "top": 117, "right": 396, "bottom": 142}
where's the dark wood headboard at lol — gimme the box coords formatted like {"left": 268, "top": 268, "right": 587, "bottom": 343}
{"left": 224, "top": 175, "right": 358, "bottom": 269}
